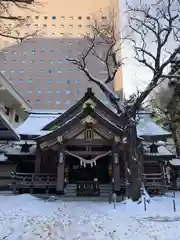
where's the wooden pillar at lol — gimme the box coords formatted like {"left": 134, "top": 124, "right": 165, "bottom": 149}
{"left": 113, "top": 152, "right": 121, "bottom": 195}
{"left": 56, "top": 151, "right": 65, "bottom": 194}
{"left": 35, "top": 145, "right": 41, "bottom": 173}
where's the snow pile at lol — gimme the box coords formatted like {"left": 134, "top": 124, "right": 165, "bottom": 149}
{"left": 0, "top": 193, "right": 180, "bottom": 239}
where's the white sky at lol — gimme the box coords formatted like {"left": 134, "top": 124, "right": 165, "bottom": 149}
{"left": 120, "top": 0, "right": 153, "bottom": 97}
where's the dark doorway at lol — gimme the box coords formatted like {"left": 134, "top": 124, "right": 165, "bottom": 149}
{"left": 66, "top": 155, "right": 111, "bottom": 184}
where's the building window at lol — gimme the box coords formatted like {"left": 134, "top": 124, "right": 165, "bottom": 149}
{"left": 87, "top": 16, "right": 90, "bottom": 20}
{"left": 12, "top": 51, "right": 16, "bottom": 55}
{"left": 19, "top": 79, "right": 23, "bottom": 84}
{"left": 40, "top": 60, "right": 44, "bottom": 64}
{"left": 69, "top": 24, "right": 73, "bottom": 28}
{"left": 52, "top": 24, "right": 56, "bottom": 28}
{"left": 57, "top": 69, "right": 61, "bottom": 73}
{"left": 44, "top": 16, "right": 48, "bottom": 19}
{"left": 47, "top": 89, "right": 52, "bottom": 94}
{"left": 49, "top": 60, "right": 53, "bottom": 64}
{"left": 76, "top": 79, "right": 80, "bottom": 84}
{"left": 36, "top": 100, "right": 40, "bottom": 104}
{"left": 40, "top": 49, "right": 45, "bottom": 53}
{"left": 78, "top": 16, "right": 82, "bottom": 20}
{"left": 32, "top": 50, "right": 36, "bottom": 55}
{"left": 66, "top": 89, "right": 71, "bottom": 94}
{"left": 52, "top": 16, "right": 56, "bottom": 20}
{"left": 56, "top": 90, "right": 61, "bottom": 94}
{"left": 76, "top": 89, "right": 81, "bottom": 94}
{"left": 4, "top": 106, "right": 10, "bottom": 116}
{"left": 57, "top": 80, "right": 61, "bottom": 84}
{"left": 48, "top": 79, "right": 52, "bottom": 84}
{"left": 69, "top": 16, "right": 73, "bottom": 20}
{"left": 27, "top": 90, "right": 32, "bottom": 94}
{"left": 35, "top": 16, "right": 39, "bottom": 19}
{"left": 47, "top": 100, "right": 52, "bottom": 104}
{"left": 43, "top": 24, "right": 47, "bottom": 28}
{"left": 58, "top": 60, "right": 62, "bottom": 64}
{"left": 48, "top": 69, "right": 52, "bottom": 73}
{"left": 56, "top": 100, "right": 60, "bottom": 105}
{"left": 30, "top": 60, "right": 35, "bottom": 64}
{"left": 40, "top": 69, "right": 43, "bottom": 73}
{"left": 61, "top": 16, "right": 65, "bottom": 20}
{"left": 10, "top": 69, "right": 14, "bottom": 73}
{"left": 78, "top": 24, "right": 82, "bottom": 28}
{"left": 28, "top": 79, "right": 33, "bottom": 84}
{"left": 37, "top": 89, "right": 41, "bottom": 94}
{"left": 66, "top": 100, "right": 70, "bottom": 105}
{"left": 66, "top": 79, "right": 70, "bottom": 84}
{"left": 14, "top": 114, "right": 19, "bottom": 123}
{"left": 60, "top": 24, "right": 64, "bottom": 28}
{"left": 50, "top": 50, "right": 54, "bottom": 53}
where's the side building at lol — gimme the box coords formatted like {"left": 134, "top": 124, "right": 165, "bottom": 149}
{"left": 0, "top": 73, "right": 31, "bottom": 189}
{"left": 5, "top": 88, "right": 175, "bottom": 197}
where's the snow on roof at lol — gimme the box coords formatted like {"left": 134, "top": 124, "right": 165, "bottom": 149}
{"left": 170, "top": 158, "right": 180, "bottom": 166}
{"left": 27, "top": 109, "right": 65, "bottom": 115}
{"left": 16, "top": 113, "right": 59, "bottom": 136}
{"left": 0, "top": 154, "right": 7, "bottom": 162}
{"left": 137, "top": 115, "right": 171, "bottom": 137}
{"left": 4, "top": 145, "right": 36, "bottom": 156}
{"left": 144, "top": 145, "right": 174, "bottom": 157}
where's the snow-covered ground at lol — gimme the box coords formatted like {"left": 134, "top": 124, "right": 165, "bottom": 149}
{"left": 0, "top": 193, "right": 180, "bottom": 239}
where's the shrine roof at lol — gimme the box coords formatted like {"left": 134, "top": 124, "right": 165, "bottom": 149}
{"left": 137, "top": 114, "right": 171, "bottom": 140}
{"left": 42, "top": 88, "right": 121, "bottom": 131}
{"left": 35, "top": 109, "right": 123, "bottom": 142}
{"left": 16, "top": 111, "right": 59, "bottom": 138}
{"left": 16, "top": 89, "right": 171, "bottom": 141}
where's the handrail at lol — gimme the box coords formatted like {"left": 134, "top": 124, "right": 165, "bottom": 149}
{"left": 11, "top": 172, "right": 56, "bottom": 176}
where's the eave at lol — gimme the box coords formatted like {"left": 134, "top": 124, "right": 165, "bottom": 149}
{"left": 36, "top": 109, "right": 123, "bottom": 143}
{"left": 43, "top": 88, "right": 124, "bottom": 131}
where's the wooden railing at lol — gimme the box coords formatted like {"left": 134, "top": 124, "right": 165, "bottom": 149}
{"left": 10, "top": 172, "right": 168, "bottom": 195}
{"left": 10, "top": 172, "right": 57, "bottom": 194}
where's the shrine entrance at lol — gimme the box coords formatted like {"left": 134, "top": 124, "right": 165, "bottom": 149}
{"left": 66, "top": 155, "right": 111, "bottom": 184}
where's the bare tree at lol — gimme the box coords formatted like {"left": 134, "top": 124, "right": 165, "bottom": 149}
{"left": 67, "top": 1, "right": 180, "bottom": 201}
{"left": 0, "top": 0, "right": 41, "bottom": 43}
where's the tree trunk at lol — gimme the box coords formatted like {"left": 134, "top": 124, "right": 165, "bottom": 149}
{"left": 171, "top": 124, "right": 180, "bottom": 157}
{"left": 127, "top": 123, "right": 142, "bottom": 201}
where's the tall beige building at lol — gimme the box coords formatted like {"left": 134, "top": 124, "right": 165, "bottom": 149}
{"left": 0, "top": 0, "right": 123, "bottom": 110}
